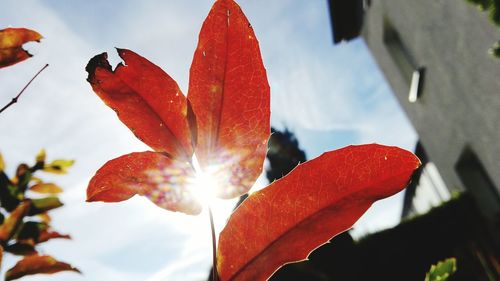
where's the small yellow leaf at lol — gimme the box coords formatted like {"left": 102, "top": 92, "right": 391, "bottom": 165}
{"left": 0, "top": 153, "right": 5, "bottom": 171}
{"left": 30, "top": 177, "right": 43, "bottom": 184}
{"left": 43, "top": 159, "right": 74, "bottom": 174}
{"left": 37, "top": 213, "right": 51, "bottom": 224}
{"left": 31, "top": 197, "right": 63, "bottom": 213}
{"left": 35, "top": 149, "right": 46, "bottom": 163}
{"left": 30, "top": 183, "right": 62, "bottom": 194}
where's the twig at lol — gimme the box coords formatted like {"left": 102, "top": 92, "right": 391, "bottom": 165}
{"left": 209, "top": 206, "right": 219, "bottom": 281}
{"left": 0, "top": 64, "right": 49, "bottom": 114}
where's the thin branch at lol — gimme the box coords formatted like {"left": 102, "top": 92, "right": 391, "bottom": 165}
{"left": 209, "top": 206, "right": 219, "bottom": 281}
{"left": 0, "top": 64, "right": 49, "bottom": 114}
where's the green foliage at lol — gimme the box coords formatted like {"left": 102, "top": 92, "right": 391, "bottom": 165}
{"left": 465, "top": 0, "right": 500, "bottom": 58}
{"left": 467, "top": 0, "right": 492, "bottom": 12}
{"left": 466, "top": 0, "right": 500, "bottom": 24}
{"left": 489, "top": 40, "right": 500, "bottom": 57}
{"left": 0, "top": 150, "right": 79, "bottom": 280}
{"left": 425, "top": 258, "right": 457, "bottom": 281}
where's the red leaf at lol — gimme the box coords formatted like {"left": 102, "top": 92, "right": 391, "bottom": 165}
{"left": 0, "top": 28, "right": 42, "bottom": 68}
{"left": 38, "top": 230, "right": 71, "bottom": 243}
{"left": 87, "top": 151, "right": 202, "bottom": 215}
{"left": 217, "top": 144, "right": 421, "bottom": 281}
{"left": 0, "top": 245, "right": 3, "bottom": 269}
{"left": 86, "top": 49, "right": 193, "bottom": 161}
{"left": 5, "top": 255, "right": 80, "bottom": 281}
{"left": 188, "top": 0, "right": 270, "bottom": 198}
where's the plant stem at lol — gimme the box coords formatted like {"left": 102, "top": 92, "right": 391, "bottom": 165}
{"left": 209, "top": 206, "right": 218, "bottom": 281}
{"left": 0, "top": 63, "right": 49, "bottom": 114}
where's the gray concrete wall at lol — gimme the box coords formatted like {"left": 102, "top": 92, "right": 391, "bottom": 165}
{"left": 361, "top": 1, "right": 500, "bottom": 208}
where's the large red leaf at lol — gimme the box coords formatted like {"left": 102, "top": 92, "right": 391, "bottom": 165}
{"left": 188, "top": 0, "right": 270, "bottom": 199}
{"left": 217, "top": 144, "right": 421, "bottom": 281}
{"left": 87, "top": 151, "right": 202, "bottom": 215}
{"left": 86, "top": 49, "right": 193, "bottom": 161}
{"left": 5, "top": 255, "right": 80, "bottom": 281}
{"left": 0, "top": 28, "right": 42, "bottom": 68}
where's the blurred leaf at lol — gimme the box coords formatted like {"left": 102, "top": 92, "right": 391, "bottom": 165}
{"left": 7, "top": 184, "right": 23, "bottom": 201}
{"left": 0, "top": 153, "right": 5, "bottom": 171}
{"left": 489, "top": 40, "right": 500, "bottom": 58}
{"left": 30, "top": 183, "right": 63, "bottom": 194}
{"left": 35, "top": 149, "right": 46, "bottom": 163}
{"left": 0, "top": 171, "right": 10, "bottom": 192}
{"left": 43, "top": 159, "right": 74, "bottom": 174}
{"left": 0, "top": 245, "right": 3, "bottom": 269}
{"left": 466, "top": 0, "right": 491, "bottom": 10}
{"left": 29, "top": 197, "right": 63, "bottom": 215}
{"left": 0, "top": 27, "right": 42, "bottom": 68}
{"left": 217, "top": 144, "right": 421, "bottom": 281}
{"left": 0, "top": 181, "right": 21, "bottom": 212}
{"left": 487, "top": 0, "right": 500, "bottom": 25}
{"left": 5, "top": 255, "right": 80, "bottom": 281}
{"left": 425, "top": 258, "right": 457, "bottom": 281}
{"left": 0, "top": 171, "right": 8, "bottom": 188}
{"left": 38, "top": 230, "right": 70, "bottom": 243}
{"left": 29, "top": 176, "right": 43, "bottom": 184}
{"left": 15, "top": 164, "right": 31, "bottom": 194}
{"left": 0, "top": 171, "right": 16, "bottom": 207}
{"left": 0, "top": 152, "right": 78, "bottom": 276}
{"left": 37, "top": 213, "right": 51, "bottom": 224}
{"left": 4, "top": 242, "right": 37, "bottom": 256}
{"left": 17, "top": 221, "right": 47, "bottom": 241}
{"left": 0, "top": 201, "right": 31, "bottom": 242}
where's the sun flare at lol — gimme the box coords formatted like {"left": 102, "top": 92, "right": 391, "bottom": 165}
{"left": 189, "top": 156, "right": 220, "bottom": 207}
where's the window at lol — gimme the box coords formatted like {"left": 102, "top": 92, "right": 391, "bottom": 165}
{"left": 411, "top": 162, "right": 450, "bottom": 214}
{"left": 455, "top": 146, "right": 500, "bottom": 220}
{"left": 383, "top": 18, "right": 424, "bottom": 103}
{"left": 408, "top": 67, "right": 425, "bottom": 103}
{"left": 402, "top": 141, "right": 450, "bottom": 217}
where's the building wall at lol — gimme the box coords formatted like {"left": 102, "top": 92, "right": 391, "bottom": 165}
{"left": 361, "top": 0, "right": 500, "bottom": 218}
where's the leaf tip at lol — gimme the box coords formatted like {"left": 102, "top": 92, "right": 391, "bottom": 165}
{"left": 115, "top": 47, "right": 128, "bottom": 56}
{"left": 115, "top": 48, "right": 136, "bottom": 64}
{"left": 86, "top": 174, "right": 136, "bottom": 204}
{"left": 85, "top": 187, "right": 105, "bottom": 203}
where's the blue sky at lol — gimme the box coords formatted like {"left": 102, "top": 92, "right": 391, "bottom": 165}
{"left": 0, "top": 1, "right": 416, "bottom": 280}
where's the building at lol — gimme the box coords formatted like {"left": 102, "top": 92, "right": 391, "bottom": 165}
{"left": 330, "top": 0, "right": 499, "bottom": 237}
{"left": 325, "top": 0, "right": 500, "bottom": 279}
